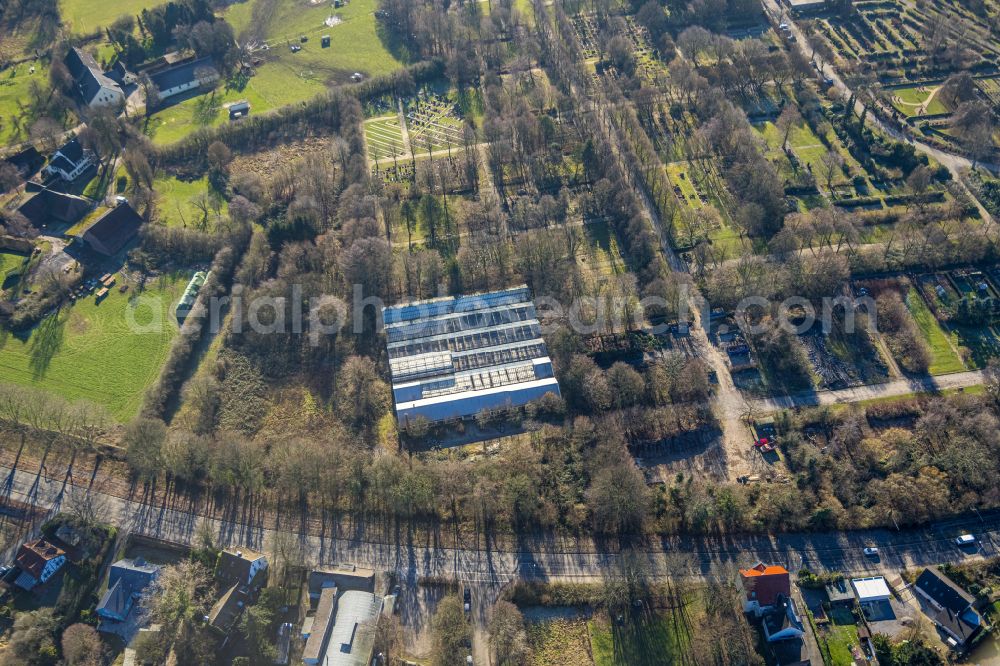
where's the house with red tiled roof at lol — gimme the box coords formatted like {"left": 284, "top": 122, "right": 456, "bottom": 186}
{"left": 739, "top": 562, "right": 791, "bottom": 615}
{"left": 14, "top": 538, "right": 66, "bottom": 590}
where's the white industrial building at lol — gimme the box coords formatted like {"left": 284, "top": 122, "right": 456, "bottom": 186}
{"left": 383, "top": 287, "right": 561, "bottom": 425}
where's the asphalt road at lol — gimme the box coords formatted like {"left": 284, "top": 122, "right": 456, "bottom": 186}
{"left": 3, "top": 461, "right": 998, "bottom": 586}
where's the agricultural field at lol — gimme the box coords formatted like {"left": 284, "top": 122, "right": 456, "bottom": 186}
{"left": 0, "top": 272, "right": 186, "bottom": 421}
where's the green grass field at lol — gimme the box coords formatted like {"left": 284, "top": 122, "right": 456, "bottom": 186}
{"left": 0, "top": 61, "right": 57, "bottom": 146}
{"left": 0, "top": 251, "right": 28, "bottom": 286}
{"left": 153, "top": 175, "right": 228, "bottom": 229}
{"left": 147, "top": 0, "right": 403, "bottom": 144}
{"left": 906, "top": 287, "right": 966, "bottom": 374}
{"left": 821, "top": 621, "right": 861, "bottom": 665}
{"left": 587, "top": 610, "right": 690, "bottom": 665}
{"left": 59, "top": 0, "right": 161, "bottom": 33}
{"left": 890, "top": 85, "right": 948, "bottom": 117}
{"left": 0, "top": 273, "right": 186, "bottom": 421}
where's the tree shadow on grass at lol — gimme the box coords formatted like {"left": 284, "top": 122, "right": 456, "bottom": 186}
{"left": 28, "top": 309, "right": 66, "bottom": 380}
{"left": 609, "top": 608, "right": 675, "bottom": 666}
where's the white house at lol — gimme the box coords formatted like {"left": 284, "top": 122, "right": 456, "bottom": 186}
{"left": 44, "top": 138, "right": 95, "bottom": 182}
{"left": 148, "top": 57, "right": 219, "bottom": 104}
{"left": 216, "top": 548, "right": 268, "bottom": 588}
{"left": 64, "top": 47, "right": 126, "bottom": 108}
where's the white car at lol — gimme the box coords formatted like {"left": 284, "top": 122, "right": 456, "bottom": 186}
{"left": 955, "top": 534, "right": 977, "bottom": 546}
{"left": 863, "top": 547, "right": 879, "bottom": 556}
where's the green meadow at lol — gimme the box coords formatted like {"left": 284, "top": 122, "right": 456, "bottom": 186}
{"left": 0, "top": 273, "right": 186, "bottom": 421}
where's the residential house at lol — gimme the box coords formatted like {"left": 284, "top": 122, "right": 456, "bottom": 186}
{"left": 762, "top": 595, "right": 805, "bottom": 642}
{"left": 97, "top": 558, "right": 161, "bottom": 626}
{"left": 739, "top": 563, "right": 791, "bottom": 615}
{"left": 216, "top": 548, "right": 268, "bottom": 588}
{"left": 148, "top": 57, "right": 219, "bottom": 104}
{"left": 44, "top": 138, "right": 95, "bottom": 182}
{"left": 207, "top": 582, "right": 250, "bottom": 634}
{"left": 65, "top": 47, "right": 126, "bottom": 108}
{"left": 14, "top": 538, "right": 66, "bottom": 590}
{"left": 16, "top": 189, "right": 91, "bottom": 231}
{"left": 81, "top": 201, "right": 143, "bottom": 256}
{"left": 914, "top": 568, "right": 983, "bottom": 649}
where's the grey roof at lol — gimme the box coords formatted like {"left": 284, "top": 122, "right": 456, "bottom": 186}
{"left": 322, "top": 590, "right": 381, "bottom": 666}
{"left": 916, "top": 568, "right": 975, "bottom": 614}
{"left": 208, "top": 583, "right": 247, "bottom": 633}
{"left": 149, "top": 57, "right": 217, "bottom": 91}
{"left": 216, "top": 548, "right": 266, "bottom": 587}
{"left": 383, "top": 287, "right": 561, "bottom": 423}
{"left": 308, "top": 567, "right": 375, "bottom": 598}
{"left": 97, "top": 559, "right": 160, "bottom": 621}
{"left": 17, "top": 189, "right": 91, "bottom": 227}
{"left": 65, "top": 47, "right": 121, "bottom": 105}
{"left": 762, "top": 596, "right": 804, "bottom": 640}
{"left": 52, "top": 138, "right": 86, "bottom": 165}
{"left": 82, "top": 202, "right": 142, "bottom": 255}
{"left": 824, "top": 578, "right": 854, "bottom": 604}
{"left": 303, "top": 586, "right": 337, "bottom": 663}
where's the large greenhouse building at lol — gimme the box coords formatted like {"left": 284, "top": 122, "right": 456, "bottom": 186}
{"left": 382, "top": 286, "right": 561, "bottom": 425}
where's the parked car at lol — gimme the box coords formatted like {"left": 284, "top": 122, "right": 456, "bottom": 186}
{"left": 463, "top": 587, "right": 471, "bottom": 613}
{"left": 863, "top": 547, "right": 879, "bottom": 556}
{"left": 955, "top": 534, "right": 977, "bottom": 546}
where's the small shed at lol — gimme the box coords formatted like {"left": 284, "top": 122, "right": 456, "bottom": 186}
{"left": 851, "top": 576, "right": 891, "bottom": 604}
{"left": 321, "top": 35, "right": 331, "bottom": 47}
{"left": 229, "top": 101, "right": 250, "bottom": 120}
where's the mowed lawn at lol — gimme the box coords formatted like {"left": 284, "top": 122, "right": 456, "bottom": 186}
{"left": 0, "top": 61, "right": 56, "bottom": 146}
{"left": 890, "top": 85, "right": 948, "bottom": 117}
{"left": 149, "top": 0, "right": 404, "bottom": 144}
{"left": 905, "top": 287, "right": 966, "bottom": 374}
{"left": 60, "top": 0, "right": 161, "bottom": 33}
{"left": 0, "top": 273, "right": 186, "bottom": 421}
